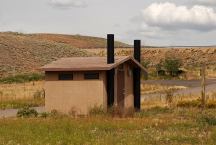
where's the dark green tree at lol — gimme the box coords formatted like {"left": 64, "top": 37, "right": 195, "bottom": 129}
{"left": 163, "top": 58, "right": 182, "bottom": 77}
{"left": 155, "top": 60, "right": 165, "bottom": 77}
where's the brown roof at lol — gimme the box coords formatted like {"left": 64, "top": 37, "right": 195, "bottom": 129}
{"left": 41, "top": 56, "right": 147, "bottom": 72}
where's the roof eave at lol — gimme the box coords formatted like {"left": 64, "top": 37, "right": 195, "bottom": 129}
{"left": 109, "top": 56, "right": 148, "bottom": 73}
{"left": 40, "top": 56, "right": 148, "bottom": 73}
{"left": 41, "top": 67, "right": 110, "bottom": 72}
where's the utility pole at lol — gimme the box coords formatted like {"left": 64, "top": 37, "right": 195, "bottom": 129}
{"left": 201, "top": 64, "right": 206, "bottom": 109}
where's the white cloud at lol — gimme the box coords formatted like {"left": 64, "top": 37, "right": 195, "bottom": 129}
{"left": 141, "top": 2, "right": 216, "bottom": 31}
{"left": 49, "top": 0, "right": 87, "bottom": 9}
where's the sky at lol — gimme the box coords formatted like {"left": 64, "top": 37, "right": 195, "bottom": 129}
{"left": 0, "top": 0, "right": 216, "bottom": 46}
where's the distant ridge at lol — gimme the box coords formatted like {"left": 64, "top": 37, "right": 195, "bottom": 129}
{"left": 166, "top": 46, "right": 216, "bottom": 48}
{"left": 28, "top": 33, "right": 130, "bottom": 48}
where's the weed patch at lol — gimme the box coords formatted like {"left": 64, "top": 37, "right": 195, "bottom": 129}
{"left": 0, "top": 73, "right": 44, "bottom": 84}
{"left": 17, "top": 106, "right": 38, "bottom": 118}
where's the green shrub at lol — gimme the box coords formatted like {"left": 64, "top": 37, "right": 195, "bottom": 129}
{"left": 17, "top": 106, "right": 38, "bottom": 118}
{"left": 163, "top": 57, "right": 182, "bottom": 77}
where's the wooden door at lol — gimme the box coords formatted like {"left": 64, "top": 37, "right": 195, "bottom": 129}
{"left": 117, "top": 67, "right": 125, "bottom": 109}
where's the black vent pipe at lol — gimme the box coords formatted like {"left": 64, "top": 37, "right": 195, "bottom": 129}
{"left": 134, "top": 40, "right": 141, "bottom": 63}
{"left": 133, "top": 40, "right": 141, "bottom": 110}
{"left": 107, "top": 34, "right": 114, "bottom": 64}
{"left": 107, "top": 34, "right": 115, "bottom": 107}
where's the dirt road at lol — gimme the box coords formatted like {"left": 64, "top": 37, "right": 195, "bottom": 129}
{"left": 142, "top": 79, "right": 216, "bottom": 100}
{"left": 143, "top": 79, "right": 216, "bottom": 88}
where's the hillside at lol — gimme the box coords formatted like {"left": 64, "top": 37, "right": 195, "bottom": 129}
{"left": 1, "top": 32, "right": 216, "bottom": 78}
{"left": 30, "top": 33, "right": 130, "bottom": 48}
{"left": 0, "top": 32, "right": 130, "bottom": 77}
{"left": 141, "top": 47, "right": 216, "bottom": 67}
{"left": 0, "top": 32, "right": 87, "bottom": 77}
{"left": 92, "top": 47, "right": 216, "bottom": 67}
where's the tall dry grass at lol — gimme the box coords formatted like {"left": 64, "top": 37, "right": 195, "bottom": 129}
{"left": 0, "top": 81, "right": 44, "bottom": 101}
{"left": 0, "top": 81, "right": 45, "bottom": 109}
{"left": 141, "top": 84, "right": 186, "bottom": 95}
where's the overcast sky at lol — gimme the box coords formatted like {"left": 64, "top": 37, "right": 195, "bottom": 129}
{"left": 0, "top": 0, "right": 216, "bottom": 46}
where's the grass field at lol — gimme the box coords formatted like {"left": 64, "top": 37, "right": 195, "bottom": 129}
{"left": 1, "top": 82, "right": 216, "bottom": 144}
{"left": 1, "top": 107, "right": 216, "bottom": 145}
